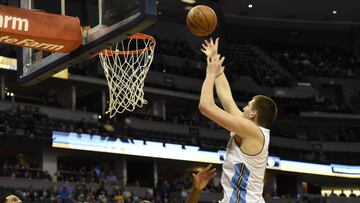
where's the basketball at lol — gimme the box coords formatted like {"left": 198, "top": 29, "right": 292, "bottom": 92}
{"left": 186, "top": 5, "right": 218, "bottom": 37}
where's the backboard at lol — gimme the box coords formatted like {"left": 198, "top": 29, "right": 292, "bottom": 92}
{"left": 17, "top": 0, "right": 157, "bottom": 86}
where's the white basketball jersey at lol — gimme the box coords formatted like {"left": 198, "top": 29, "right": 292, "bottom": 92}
{"left": 219, "top": 127, "right": 270, "bottom": 203}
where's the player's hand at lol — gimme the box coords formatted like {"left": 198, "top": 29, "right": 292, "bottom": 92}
{"left": 192, "top": 164, "right": 217, "bottom": 192}
{"left": 207, "top": 54, "right": 225, "bottom": 77}
{"left": 201, "top": 38, "right": 219, "bottom": 58}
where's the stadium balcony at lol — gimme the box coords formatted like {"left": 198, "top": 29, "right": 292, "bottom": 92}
{"left": 0, "top": 100, "right": 359, "bottom": 165}
{"left": 259, "top": 43, "right": 360, "bottom": 81}
{"left": 222, "top": 43, "right": 294, "bottom": 87}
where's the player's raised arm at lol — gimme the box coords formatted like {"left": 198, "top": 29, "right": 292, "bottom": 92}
{"left": 201, "top": 38, "right": 242, "bottom": 116}
{"left": 198, "top": 55, "right": 259, "bottom": 139}
{"left": 215, "top": 73, "right": 243, "bottom": 116}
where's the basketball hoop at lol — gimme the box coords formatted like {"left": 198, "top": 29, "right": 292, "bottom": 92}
{"left": 98, "top": 33, "right": 156, "bottom": 118}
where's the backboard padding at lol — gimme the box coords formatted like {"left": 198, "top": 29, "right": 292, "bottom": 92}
{"left": 17, "top": 0, "right": 157, "bottom": 86}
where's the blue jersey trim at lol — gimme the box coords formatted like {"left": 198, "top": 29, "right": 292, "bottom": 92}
{"left": 230, "top": 163, "right": 250, "bottom": 203}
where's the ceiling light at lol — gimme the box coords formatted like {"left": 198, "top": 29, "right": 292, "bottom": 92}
{"left": 332, "top": 10, "right": 337, "bottom": 15}
{"left": 248, "top": 4, "right": 253, "bottom": 8}
{"left": 181, "top": 0, "right": 196, "bottom": 4}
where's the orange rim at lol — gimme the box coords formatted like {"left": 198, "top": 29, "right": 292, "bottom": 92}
{"left": 98, "top": 33, "right": 156, "bottom": 56}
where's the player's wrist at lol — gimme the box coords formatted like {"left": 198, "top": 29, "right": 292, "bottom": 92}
{"left": 192, "top": 186, "right": 202, "bottom": 193}
{"left": 206, "top": 73, "right": 217, "bottom": 79}
{"left": 216, "top": 71, "right": 224, "bottom": 78}
{"left": 209, "top": 52, "right": 218, "bottom": 59}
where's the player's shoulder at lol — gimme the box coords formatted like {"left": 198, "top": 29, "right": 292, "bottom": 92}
{"left": 233, "top": 115, "right": 263, "bottom": 139}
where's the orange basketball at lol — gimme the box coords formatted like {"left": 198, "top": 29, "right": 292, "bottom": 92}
{"left": 186, "top": 5, "right": 217, "bottom": 37}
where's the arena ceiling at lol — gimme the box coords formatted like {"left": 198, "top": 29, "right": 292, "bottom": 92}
{"left": 159, "top": 0, "right": 360, "bottom": 24}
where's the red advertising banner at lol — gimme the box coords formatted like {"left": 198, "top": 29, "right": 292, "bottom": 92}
{"left": 0, "top": 5, "right": 81, "bottom": 53}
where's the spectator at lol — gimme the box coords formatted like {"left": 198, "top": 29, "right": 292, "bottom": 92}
{"left": 143, "top": 189, "right": 153, "bottom": 202}
{"left": 64, "top": 193, "right": 76, "bottom": 203}
{"left": 160, "top": 180, "right": 171, "bottom": 201}
{"left": 58, "top": 182, "right": 73, "bottom": 201}
{"left": 106, "top": 171, "right": 118, "bottom": 184}
{"left": 43, "top": 170, "right": 52, "bottom": 181}
{"left": 113, "top": 187, "right": 124, "bottom": 203}
{"left": 96, "top": 182, "right": 108, "bottom": 200}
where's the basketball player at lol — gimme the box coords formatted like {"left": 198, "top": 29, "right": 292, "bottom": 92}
{"left": 199, "top": 38, "right": 277, "bottom": 203}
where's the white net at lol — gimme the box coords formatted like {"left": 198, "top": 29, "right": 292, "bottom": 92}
{"left": 98, "top": 33, "right": 156, "bottom": 118}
